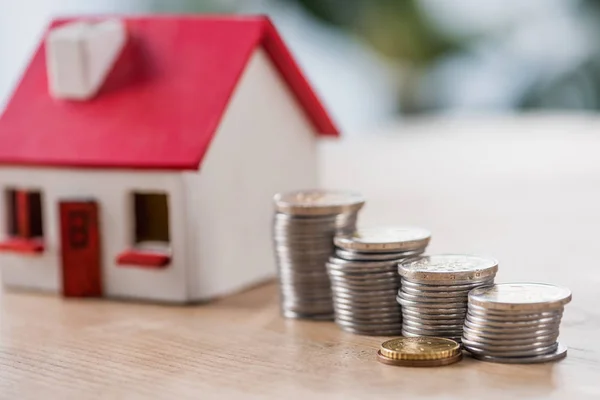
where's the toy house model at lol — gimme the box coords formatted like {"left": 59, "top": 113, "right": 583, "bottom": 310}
{"left": 0, "top": 16, "right": 339, "bottom": 303}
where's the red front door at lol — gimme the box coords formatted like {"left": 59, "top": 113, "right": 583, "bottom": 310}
{"left": 59, "top": 200, "right": 102, "bottom": 297}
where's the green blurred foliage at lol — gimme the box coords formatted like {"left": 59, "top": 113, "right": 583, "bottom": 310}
{"left": 280, "top": 0, "right": 459, "bottom": 65}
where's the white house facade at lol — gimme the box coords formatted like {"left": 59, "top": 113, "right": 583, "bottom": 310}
{"left": 0, "top": 16, "right": 336, "bottom": 303}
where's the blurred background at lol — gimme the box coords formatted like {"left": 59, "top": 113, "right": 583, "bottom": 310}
{"left": 3, "top": 0, "right": 600, "bottom": 134}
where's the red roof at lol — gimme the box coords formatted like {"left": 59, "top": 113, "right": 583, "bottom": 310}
{"left": 0, "top": 16, "right": 339, "bottom": 170}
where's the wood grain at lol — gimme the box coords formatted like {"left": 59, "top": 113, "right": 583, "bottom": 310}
{"left": 1, "top": 120, "right": 600, "bottom": 399}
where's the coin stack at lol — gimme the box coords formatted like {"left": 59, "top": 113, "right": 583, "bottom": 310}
{"left": 273, "top": 190, "right": 365, "bottom": 320}
{"left": 397, "top": 254, "right": 499, "bottom": 342}
{"left": 327, "top": 227, "right": 431, "bottom": 336}
{"left": 462, "top": 283, "right": 572, "bottom": 364}
{"left": 377, "top": 337, "right": 463, "bottom": 367}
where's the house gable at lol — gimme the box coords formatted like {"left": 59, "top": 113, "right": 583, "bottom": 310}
{"left": 184, "top": 47, "right": 319, "bottom": 300}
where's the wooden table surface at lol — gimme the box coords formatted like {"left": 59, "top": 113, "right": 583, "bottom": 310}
{"left": 1, "top": 115, "right": 600, "bottom": 399}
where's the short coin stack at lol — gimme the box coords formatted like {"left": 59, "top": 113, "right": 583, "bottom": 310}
{"left": 377, "top": 337, "right": 463, "bottom": 367}
{"left": 462, "top": 283, "right": 572, "bottom": 364}
{"left": 397, "top": 254, "right": 499, "bottom": 342}
{"left": 327, "top": 227, "right": 431, "bottom": 336}
{"left": 273, "top": 190, "right": 365, "bottom": 320}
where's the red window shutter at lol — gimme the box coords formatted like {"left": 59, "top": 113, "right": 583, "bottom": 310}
{"left": 16, "top": 190, "right": 30, "bottom": 238}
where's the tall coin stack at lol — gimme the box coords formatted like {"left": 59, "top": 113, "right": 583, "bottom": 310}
{"left": 326, "top": 227, "right": 431, "bottom": 335}
{"left": 273, "top": 190, "right": 365, "bottom": 320}
{"left": 462, "top": 283, "right": 572, "bottom": 364}
{"left": 397, "top": 255, "right": 499, "bottom": 342}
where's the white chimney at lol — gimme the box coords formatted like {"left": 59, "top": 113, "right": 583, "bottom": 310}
{"left": 46, "top": 20, "right": 127, "bottom": 100}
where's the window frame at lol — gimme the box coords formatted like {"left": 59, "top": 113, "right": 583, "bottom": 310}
{"left": 0, "top": 187, "right": 45, "bottom": 254}
{"left": 116, "top": 191, "right": 172, "bottom": 269}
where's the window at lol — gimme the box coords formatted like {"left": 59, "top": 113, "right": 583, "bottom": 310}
{"left": 6, "top": 189, "right": 44, "bottom": 238}
{"left": 134, "top": 193, "right": 170, "bottom": 246}
{"left": 116, "top": 192, "right": 171, "bottom": 268}
{"left": 0, "top": 189, "right": 45, "bottom": 253}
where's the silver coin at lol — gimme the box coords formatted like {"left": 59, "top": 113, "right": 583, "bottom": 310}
{"left": 278, "top": 269, "right": 330, "bottom": 278}
{"left": 334, "top": 313, "right": 402, "bottom": 323}
{"left": 282, "top": 310, "right": 334, "bottom": 320}
{"left": 397, "top": 291, "right": 468, "bottom": 304}
{"left": 401, "top": 278, "right": 495, "bottom": 292}
{"left": 400, "top": 306, "right": 468, "bottom": 318}
{"left": 327, "top": 265, "right": 397, "bottom": 275}
{"left": 336, "top": 319, "right": 403, "bottom": 330}
{"left": 335, "top": 248, "right": 424, "bottom": 261}
{"left": 334, "top": 226, "right": 431, "bottom": 253}
{"left": 463, "top": 318, "right": 561, "bottom": 333}
{"left": 335, "top": 308, "right": 402, "bottom": 321}
{"left": 332, "top": 286, "right": 398, "bottom": 297}
{"left": 465, "top": 342, "right": 559, "bottom": 358}
{"left": 467, "top": 304, "right": 563, "bottom": 320}
{"left": 342, "top": 326, "right": 404, "bottom": 336}
{"left": 330, "top": 282, "right": 399, "bottom": 292}
{"left": 328, "top": 269, "right": 398, "bottom": 279}
{"left": 466, "top": 313, "right": 562, "bottom": 328}
{"left": 397, "top": 296, "right": 467, "bottom": 309}
{"left": 330, "top": 281, "right": 399, "bottom": 291}
{"left": 335, "top": 314, "right": 401, "bottom": 325}
{"left": 334, "top": 294, "right": 399, "bottom": 305}
{"left": 401, "top": 315, "right": 466, "bottom": 326}
{"left": 334, "top": 298, "right": 401, "bottom": 309}
{"left": 400, "top": 286, "right": 474, "bottom": 298}
{"left": 280, "top": 299, "right": 334, "bottom": 309}
{"left": 462, "top": 337, "right": 558, "bottom": 353}
{"left": 328, "top": 257, "right": 398, "bottom": 269}
{"left": 279, "top": 293, "right": 333, "bottom": 303}
{"left": 461, "top": 331, "right": 558, "bottom": 346}
{"left": 273, "top": 212, "right": 339, "bottom": 221}
{"left": 274, "top": 190, "right": 365, "bottom": 216}
{"left": 399, "top": 254, "right": 498, "bottom": 282}
{"left": 280, "top": 302, "right": 335, "bottom": 314}
{"left": 332, "top": 292, "right": 397, "bottom": 304}
{"left": 400, "top": 276, "right": 496, "bottom": 286}
{"left": 279, "top": 293, "right": 333, "bottom": 302}
{"left": 278, "top": 282, "right": 332, "bottom": 291}
{"left": 326, "top": 259, "right": 400, "bottom": 276}
{"left": 331, "top": 279, "right": 399, "bottom": 289}
{"left": 401, "top": 324, "right": 463, "bottom": 336}
{"left": 468, "top": 283, "right": 572, "bottom": 312}
{"left": 334, "top": 303, "right": 400, "bottom": 314}
{"left": 402, "top": 319, "right": 464, "bottom": 331}
{"left": 402, "top": 330, "right": 463, "bottom": 341}
{"left": 279, "top": 283, "right": 332, "bottom": 292}
{"left": 278, "top": 278, "right": 332, "bottom": 287}
{"left": 335, "top": 297, "right": 398, "bottom": 308}
{"left": 279, "top": 294, "right": 334, "bottom": 303}
{"left": 462, "top": 325, "right": 558, "bottom": 340}
{"left": 469, "top": 343, "right": 567, "bottom": 364}
{"left": 400, "top": 329, "right": 463, "bottom": 340}
{"left": 333, "top": 291, "right": 398, "bottom": 301}
{"left": 275, "top": 249, "right": 333, "bottom": 257}
{"left": 332, "top": 291, "right": 398, "bottom": 303}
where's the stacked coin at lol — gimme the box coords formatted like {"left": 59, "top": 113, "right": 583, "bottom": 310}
{"left": 397, "top": 254, "right": 499, "bottom": 342}
{"left": 327, "top": 227, "right": 431, "bottom": 335}
{"left": 273, "top": 190, "right": 365, "bottom": 320}
{"left": 377, "top": 337, "right": 463, "bottom": 367}
{"left": 462, "top": 283, "right": 572, "bottom": 364}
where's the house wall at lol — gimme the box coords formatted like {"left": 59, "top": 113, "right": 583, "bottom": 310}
{"left": 0, "top": 169, "right": 188, "bottom": 302}
{"left": 184, "top": 48, "right": 320, "bottom": 301}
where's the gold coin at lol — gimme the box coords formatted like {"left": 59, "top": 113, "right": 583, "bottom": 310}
{"left": 377, "top": 350, "right": 463, "bottom": 367}
{"left": 380, "top": 337, "right": 461, "bottom": 360}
